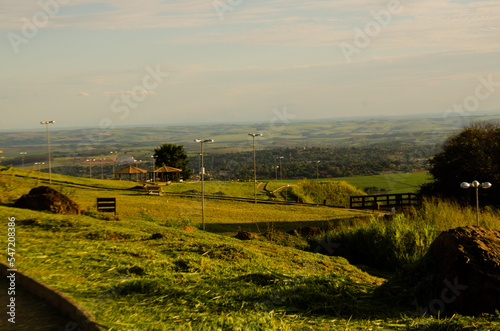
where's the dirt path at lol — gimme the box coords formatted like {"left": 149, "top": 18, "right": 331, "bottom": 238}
{"left": 0, "top": 278, "right": 78, "bottom": 330}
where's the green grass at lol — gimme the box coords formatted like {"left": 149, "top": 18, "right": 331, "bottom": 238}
{"left": 329, "top": 172, "right": 432, "bottom": 194}
{"left": 162, "top": 181, "right": 269, "bottom": 200}
{"left": 164, "top": 172, "right": 431, "bottom": 204}
{"left": 0, "top": 205, "right": 389, "bottom": 330}
{"left": 290, "top": 180, "right": 367, "bottom": 207}
{"left": 311, "top": 214, "right": 437, "bottom": 271}
{"left": 311, "top": 197, "right": 500, "bottom": 272}
{"left": 1, "top": 167, "right": 499, "bottom": 330}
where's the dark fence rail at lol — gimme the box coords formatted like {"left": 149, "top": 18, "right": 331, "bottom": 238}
{"left": 350, "top": 193, "right": 419, "bottom": 210}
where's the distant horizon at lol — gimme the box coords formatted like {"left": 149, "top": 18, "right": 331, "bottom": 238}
{"left": 2, "top": 108, "right": 500, "bottom": 133}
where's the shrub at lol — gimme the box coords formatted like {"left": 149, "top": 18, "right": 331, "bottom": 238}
{"left": 310, "top": 197, "right": 500, "bottom": 271}
{"left": 313, "top": 214, "right": 436, "bottom": 271}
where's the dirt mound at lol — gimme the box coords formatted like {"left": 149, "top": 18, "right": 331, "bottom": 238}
{"left": 14, "top": 186, "right": 82, "bottom": 215}
{"left": 426, "top": 226, "right": 500, "bottom": 316}
{"left": 235, "top": 231, "right": 256, "bottom": 240}
{"left": 149, "top": 233, "right": 165, "bottom": 240}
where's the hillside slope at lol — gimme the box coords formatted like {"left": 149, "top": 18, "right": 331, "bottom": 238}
{"left": 0, "top": 203, "right": 392, "bottom": 330}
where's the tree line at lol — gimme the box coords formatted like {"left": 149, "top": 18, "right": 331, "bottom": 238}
{"left": 189, "top": 143, "right": 436, "bottom": 180}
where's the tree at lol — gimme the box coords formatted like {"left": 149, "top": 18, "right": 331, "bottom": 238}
{"left": 153, "top": 143, "right": 192, "bottom": 180}
{"left": 420, "top": 121, "right": 500, "bottom": 205}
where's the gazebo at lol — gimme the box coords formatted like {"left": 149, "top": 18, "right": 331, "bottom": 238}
{"left": 150, "top": 165, "right": 182, "bottom": 182}
{"left": 114, "top": 165, "right": 148, "bottom": 181}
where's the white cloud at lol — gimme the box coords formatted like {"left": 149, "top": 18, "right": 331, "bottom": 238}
{"left": 103, "top": 90, "right": 156, "bottom": 96}
{"left": 2, "top": 0, "right": 499, "bottom": 55}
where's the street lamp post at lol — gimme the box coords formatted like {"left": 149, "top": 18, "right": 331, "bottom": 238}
{"left": 195, "top": 139, "right": 214, "bottom": 231}
{"left": 150, "top": 155, "right": 156, "bottom": 182}
{"left": 34, "top": 162, "right": 45, "bottom": 172}
{"left": 248, "top": 133, "right": 263, "bottom": 203}
{"left": 316, "top": 161, "right": 321, "bottom": 180}
{"left": 279, "top": 156, "right": 284, "bottom": 184}
{"left": 109, "top": 151, "right": 118, "bottom": 178}
{"left": 20, "top": 152, "right": 27, "bottom": 168}
{"left": 275, "top": 165, "right": 278, "bottom": 185}
{"left": 99, "top": 158, "right": 104, "bottom": 180}
{"left": 86, "top": 159, "right": 95, "bottom": 178}
{"left": 460, "top": 180, "right": 492, "bottom": 226}
{"left": 40, "top": 121, "right": 55, "bottom": 184}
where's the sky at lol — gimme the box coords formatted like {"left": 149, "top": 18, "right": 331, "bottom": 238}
{"left": 1, "top": 0, "right": 500, "bottom": 130}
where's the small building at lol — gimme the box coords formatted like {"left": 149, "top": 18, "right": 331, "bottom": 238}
{"left": 150, "top": 165, "right": 182, "bottom": 182}
{"left": 114, "top": 165, "right": 148, "bottom": 181}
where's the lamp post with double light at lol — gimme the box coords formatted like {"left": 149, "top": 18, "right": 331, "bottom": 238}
{"left": 195, "top": 139, "right": 214, "bottom": 231}
{"left": 460, "top": 180, "right": 492, "bottom": 226}
{"left": 316, "top": 161, "right": 321, "bottom": 180}
{"left": 34, "top": 162, "right": 45, "bottom": 172}
{"left": 40, "top": 121, "right": 55, "bottom": 184}
{"left": 248, "top": 133, "right": 263, "bottom": 203}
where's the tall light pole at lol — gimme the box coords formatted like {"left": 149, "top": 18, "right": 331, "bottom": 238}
{"left": 195, "top": 139, "right": 214, "bottom": 231}
{"left": 34, "top": 162, "right": 45, "bottom": 172}
{"left": 275, "top": 165, "right": 278, "bottom": 185}
{"left": 20, "top": 152, "right": 27, "bottom": 168}
{"left": 150, "top": 155, "right": 156, "bottom": 182}
{"left": 86, "top": 159, "right": 95, "bottom": 178}
{"left": 460, "top": 180, "right": 492, "bottom": 226}
{"left": 316, "top": 161, "right": 321, "bottom": 180}
{"left": 248, "top": 133, "right": 263, "bottom": 203}
{"left": 279, "top": 156, "right": 284, "bottom": 184}
{"left": 110, "top": 151, "right": 118, "bottom": 178}
{"left": 99, "top": 158, "right": 104, "bottom": 180}
{"left": 40, "top": 121, "right": 55, "bottom": 184}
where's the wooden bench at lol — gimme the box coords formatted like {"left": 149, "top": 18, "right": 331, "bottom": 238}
{"left": 97, "top": 197, "right": 116, "bottom": 215}
{"left": 146, "top": 185, "right": 163, "bottom": 196}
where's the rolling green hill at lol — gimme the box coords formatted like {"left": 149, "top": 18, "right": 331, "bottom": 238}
{"left": 1, "top": 167, "right": 498, "bottom": 330}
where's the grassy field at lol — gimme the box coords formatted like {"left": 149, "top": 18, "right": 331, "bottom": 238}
{"left": 1, "top": 168, "right": 369, "bottom": 234}
{"left": 321, "top": 172, "right": 432, "bottom": 194}
{"left": 262, "top": 172, "right": 430, "bottom": 194}
{"left": 4, "top": 113, "right": 500, "bottom": 157}
{"left": 1, "top": 167, "right": 499, "bottom": 330}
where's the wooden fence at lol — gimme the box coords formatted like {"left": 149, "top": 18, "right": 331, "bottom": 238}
{"left": 350, "top": 193, "right": 419, "bottom": 210}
